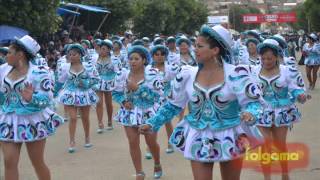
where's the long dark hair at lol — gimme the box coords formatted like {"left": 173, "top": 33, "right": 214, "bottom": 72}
{"left": 200, "top": 34, "right": 226, "bottom": 65}
{"left": 10, "top": 43, "right": 34, "bottom": 61}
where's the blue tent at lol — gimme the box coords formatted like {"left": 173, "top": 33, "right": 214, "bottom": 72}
{"left": 57, "top": 7, "right": 81, "bottom": 16}
{"left": 0, "top": 25, "right": 29, "bottom": 44}
{"left": 61, "top": 3, "right": 110, "bottom": 14}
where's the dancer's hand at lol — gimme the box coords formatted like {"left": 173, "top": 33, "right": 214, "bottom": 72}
{"left": 123, "top": 101, "right": 133, "bottom": 110}
{"left": 240, "top": 112, "right": 254, "bottom": 122}
{"left": 139, "top": 124, "right": 152, "bottom": 134}
{"left": 127, "top": 80, "right": 138, "bottom": 91}
{"left": 297, "top": 94, "right": 307, "bottom": 104}
{"left": 21, "top": 82, "right": 34, "bottom": 102}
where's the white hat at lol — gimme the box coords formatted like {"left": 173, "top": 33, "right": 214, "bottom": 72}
{"left": 200, "top": 25, "right": 234, "bottom": 63}
{"left": 257, "top": 39, "right": 282, "bottom": 55}
{"left": 14, "top": 35, "right": 40, "bottom": 57}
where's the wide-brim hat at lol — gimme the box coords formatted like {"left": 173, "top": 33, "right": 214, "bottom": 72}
{"left": 153, "top": 37, "right": 165, "bottom": 45}
{"left": 245, "top": 30, "right": 263, "bottom": 42}
{"left": 269, "top": 34, "right": 287, "bottom": 49}
{"left": 245, "top": 38, "right": 260, "bottom": 47}
{"left": 99, "top": 39, "right": 113, "bottom": 49}
{"left": 0, "top": 47, "right": 9, "bottom": 55}
{"left": 176, "top": 36, "right": 191, "bottom": 46}
{"left": 166, "top": 36, "right": 176, "bottom": 44}
{"left": 67, "top": 43, "right": 86, "bottom": 57}
{"left": 81, "top": 40, "right": 91, "bottom": 48}
{"left": 142, "top": 37, "right": 150, "bottom": 42}
{"left": 132, "top": 39, "right": 144, "bottom": 46}
{"left": 257, "top": 39, "right": 282, "bottom": 56}
{"left": 150, "top": 45, "right": 169, "bottom": 57}
{"left": 128, "top": 45, "right": 151, "bottom": 65}
{"left": 307, "top": 33, "right": 318, "bottom": 42}
{"left": 112, "top": 40, "right": 123, "bottom": 48}
{"left": 94, "top": 39, "right": 102, "bottom": 45}
{"left": 12, "top": 35, "right": 40, "bottom": 57}
{"left": 200, "top": 25, "right": 234, "bottom": 63}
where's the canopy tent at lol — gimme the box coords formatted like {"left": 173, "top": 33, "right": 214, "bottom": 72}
{"left": 57, "top": 7, "right": 81, "bottom": 16}
{"left": 0, "top": 25, "right": 29, "bottom": 44}
{"left": 61, "top": 3, "right": 110, "bottom": 14}
{"left": 59, "top": 3, "right": 111, "bottom": 38}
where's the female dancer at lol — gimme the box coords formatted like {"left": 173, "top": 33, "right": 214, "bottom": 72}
{"left": 140, "top": 25, "right": 263, "bottom": 180}
{"left": 144, "top": 45, "right": 181, "bottom": 159}
{"left": 245, "top": 38, "right": 261, "bottom": 66}
{"left": 113, "top": 45, "right": 162, "bottom": 179}
{"left": 253, "top": 39, "right": 307, "bottom": 180}
{"left": 303, "top": 33, "right": 320, "bottom": 90}
{"left": 95, "top": 40, "right": 121, "bottom": 132}
{"left": 0, "top": 35, "right": 63, "bottom": 180}
{"left": 56, "top": 44, "right": 100, "bottom": 153}
{"left": 176, "top": 36, "right": 197, "bottom": 66}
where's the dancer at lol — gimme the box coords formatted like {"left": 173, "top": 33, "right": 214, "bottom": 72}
{"left": 252, "top": 39, "right": 308, "bottom": 180}
{"left": 95, "top": 40, "right": 121, "bottom": 133}
{"left": 0, "top": 35, "right": 63, "bottom": 180}
{"left": 56, "top": 44, "right": 100, "bottom": 153}
{"left": 302, "top": 33, "right": 320, "bottom": 90}
{"left": 113, "top": 45, "right": 163, "bottom": 179}
{"left": 140, "top": 25, "right": 263, "bottom": 180}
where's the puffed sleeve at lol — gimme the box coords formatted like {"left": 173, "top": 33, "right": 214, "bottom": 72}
{"left": 22, "top": 66, "right": 53, "bottom": 110}
{"left": 146, "top": 65, "right": 193, "bottom": 131}
{"left": 226, "top": 64, "right": 263, "bottom": 123}
{"left": 80, "top": 62, "right": 100, "bottom": 89}
{"left": 285, "top": 66, "right": 305, "bottom": 101}
{"left": 112, "top": 69, "right": 128, "bottom": 104}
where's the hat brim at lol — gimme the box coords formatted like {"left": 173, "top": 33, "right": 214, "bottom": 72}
{"left": 12, "top": 37, "right": 36, "bottom": 57}
{"left": 307, "top": 35, "right": 318, "bottom": 42}
{"left": 176, "top": 38, "right": 191, "bottom": 46}
{"left": 245, "top": 38, "right": 260, "bottom": 47}
{"left": 257, "top": 43, "right": 282, "bottom": 56}
{"left": 269, "top": 36, "right": 287, "bottom": 49}
{"left": 128, "top": 45, "right": 151, "bottom": 65}
{"left": 151, "top": 45, "right": 169, "bottom": 57}
{"left": 67, "top": 44, "right": 86, "bottom": 56}
{"left": 200, "top": 26, "right": 231, "bottom": 56}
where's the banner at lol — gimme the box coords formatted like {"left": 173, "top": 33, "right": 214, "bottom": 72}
{"left": 243, "top": 13, "right": 297, "bottom": 24}
{"left": 208, "top": 16, "right": 229, "bottom": 25}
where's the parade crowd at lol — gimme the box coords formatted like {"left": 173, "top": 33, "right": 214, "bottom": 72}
{"left": 0, "top": 23, "right": 319, "bottom": 180}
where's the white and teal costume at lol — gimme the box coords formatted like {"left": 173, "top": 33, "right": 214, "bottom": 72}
{"left": 252, "top": 65, "right": 305, "bottom": 127}
{"left": 146, "top": 63, "right": 263, "bottom": 162}
{"left": 96, "top": 56, "right": 122, "bottom": 92}
{"left": 56, "top": 62, "right": 100, "bottom": 106}
{"left": 0, "top": 63, "right": 64, "bottom": 142}
{"left": 112, "top": 67, "right": 162, "bottom": 127}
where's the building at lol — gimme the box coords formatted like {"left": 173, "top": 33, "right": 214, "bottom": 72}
{"left": 200, "top": 0, "right": 304, "bottom": 15}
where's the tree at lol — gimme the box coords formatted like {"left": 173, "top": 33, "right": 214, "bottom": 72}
{"left": 132, "top": 0, "right": 208, "bottom": 37}
{"left": 288, "top": 3, "right": 308, "bottom": 32}
{"left": 304, "top": 0, "right": 320, "bottom": 32}
{"left": 228, "top": 4, "right": 261, "bottom": 32}
{"left": 66, "top": 0, "right": 134, "bottom": 34}
{"left": 133, "top": 0, "right": 174, "bottom": 37}
{"left": 0, "top": 0, "right": 62, "bottom": 35}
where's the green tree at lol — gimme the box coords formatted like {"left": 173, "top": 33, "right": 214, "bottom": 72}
{"left": 132, "top": 0, "right": 208, "bottom": 37}
{"left": 229, "top": 4, "right": 261, "bottom": 32}
{"left": 133, "top": 0, "right": 174, "bottom": 37}
{"left": 304, "top": 0, "right": 320, "bottom": 32}
{"left": 0, "top": 0, "right": 62, "bottom": 35}
{"left": 66, "top": 0, "right": 134, "bottom": 34}
{"left": 288, "top": 3, "right": 308, "bottom": 32}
